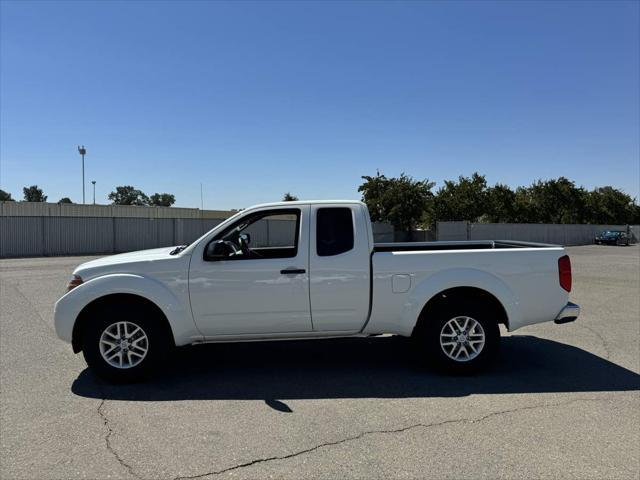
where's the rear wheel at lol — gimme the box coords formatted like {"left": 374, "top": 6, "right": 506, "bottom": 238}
{"left": 415, "top": 302, "right": 500, "bottom": 374}
{"left": 82, "top": 303, "right": 171, "bottom": 383}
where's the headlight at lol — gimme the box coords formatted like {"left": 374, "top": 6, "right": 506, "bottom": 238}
{"left": 67, "top": 274, "right": 83, "bottom": 291}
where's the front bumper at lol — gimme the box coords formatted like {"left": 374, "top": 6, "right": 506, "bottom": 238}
{"left": 53, "top": 297, "right": 75, "bottom": 344}
{"left": 554, "top": 302, "right": 580, "bottom": 324}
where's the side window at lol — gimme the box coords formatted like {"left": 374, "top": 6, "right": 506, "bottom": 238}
{"left": 316, "top": 207, "right": 354, "bottom": 256}
{"left": 234, "top": 212, "right": 299, "bottom": 249}
{"left": 208, "top": 209, "right": 300, "bottom": 260}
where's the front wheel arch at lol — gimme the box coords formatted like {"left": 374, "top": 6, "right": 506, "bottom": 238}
{"left": 72, "top": 293, "right": 174, "bottom": 353}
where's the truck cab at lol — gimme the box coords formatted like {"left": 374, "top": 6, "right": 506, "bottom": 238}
{"left": 188, "top": 202, "right": 372, "bottom": 338}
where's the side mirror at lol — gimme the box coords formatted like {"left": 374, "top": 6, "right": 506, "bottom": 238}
{"left": 239, "top": 233, "right": 251, "bottom": 245}
{"left": 206, "top": 240, "right": 232, "bottom": 260}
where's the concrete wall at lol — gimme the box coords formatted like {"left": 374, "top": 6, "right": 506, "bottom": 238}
{"left": 438, "top": 221, "right": 640, "bottom": 245}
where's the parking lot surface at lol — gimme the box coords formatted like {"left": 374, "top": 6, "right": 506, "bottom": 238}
{"left": 1, "top": 245, "right": 639, "bottom": 479}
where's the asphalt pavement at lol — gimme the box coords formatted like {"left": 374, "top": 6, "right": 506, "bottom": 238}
{"left": 1, "top": 245, "right": 638, "bottom": 479}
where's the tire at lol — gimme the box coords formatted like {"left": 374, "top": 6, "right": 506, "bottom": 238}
{"left": 414, "top": 301, "right": 500, "bottom": 374}
{"left": 81, "top": 301, "right": 171, "bottom": 383}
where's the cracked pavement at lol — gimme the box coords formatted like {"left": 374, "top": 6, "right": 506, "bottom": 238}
{"left": 1, "top": 245, "right": 639, "bottom": 479}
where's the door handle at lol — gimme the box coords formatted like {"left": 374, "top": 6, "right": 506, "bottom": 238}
{"left": 280, "top": 268, "right": 306, "bottom": 275}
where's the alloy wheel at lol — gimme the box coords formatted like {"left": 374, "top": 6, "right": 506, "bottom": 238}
{"left": 439, "top": 316, "right": 486, "bottom": 362}
{"left": 99, "top": 321, "right": 149, "bottom": 369}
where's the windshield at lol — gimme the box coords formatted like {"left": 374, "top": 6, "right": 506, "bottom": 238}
{"left": 601, "top": 231, "right": 621, "bottom": 238}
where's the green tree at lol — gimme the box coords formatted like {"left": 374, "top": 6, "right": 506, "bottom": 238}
{"left": 584, "top": 186, "right": 636, "bottom": 224}
{"left": 512, "top": 187, "right": 535, "bottom": 223}
{"left": 22, "top": 185, "right": 47, "bottom": 202}
{"left": 433, "top": 173, "right": 488, "bottom": 222}
{"left": 282, "top": 192, "right": 299, "bottom": 201}
{"left": 483, "top": 183, "right": 517, "bottom": 223}
{"left": 358, "top": 171, "right": 435, "bottom": 232}
{"left": 0, "top": 189, "right": 14, "bottom": 201}
{"left": 149, "top": 193, "right": 176, "bottom": 207}
{"left": 633, "top": 202, "right": 640, "bottom": 224}
{"left": 57, "top": 197, "right": 73, "bottom": 204}
{"left": 108, "top": 186, "right": 149, "bottom": 206}
{"left": 525, "top": 177, "right": 587, "bottom": 223}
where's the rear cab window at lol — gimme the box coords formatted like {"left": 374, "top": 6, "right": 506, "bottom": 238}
{"left": 316, "top": 207, "right": 354, "bottom": 256}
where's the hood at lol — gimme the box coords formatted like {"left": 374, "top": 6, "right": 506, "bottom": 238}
{"left": 74, "top": 246, "right": 182, "bottom": 278}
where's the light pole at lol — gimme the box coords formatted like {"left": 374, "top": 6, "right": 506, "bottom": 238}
{"left": 78, "top": 145, "right": 87, "bottom": 204}
{"left": 91, "top": 180, "right": 96, "bottom": 204}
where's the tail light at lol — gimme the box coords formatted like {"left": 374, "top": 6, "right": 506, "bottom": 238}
{"left": 558, "top": 255, "right": 571, "bottom": 292}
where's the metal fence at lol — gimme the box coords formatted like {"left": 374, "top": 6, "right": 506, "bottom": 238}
{"left": 0, "top": 202, "right": 233, "bottom": 257}
{"left": 437, "top": 221, "right": 640, "bottom": 245}
{"left": 0, "top": 216, "right": 229, "bottom": 257}
{"left": 0, "top": 200, "right": 233, "bottom": 219}
{"left": 0, "top": 202, "right": 398, "bottom": 257}
{"left": 6, "top": 202, "right": 632, "bottom": 257}
{"left": 0, "top": 216, "right": 399, "bottom": 257}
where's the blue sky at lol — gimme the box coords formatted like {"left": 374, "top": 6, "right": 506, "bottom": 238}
{"left": 1, "top": 0, "right": 638, "bottom": 209}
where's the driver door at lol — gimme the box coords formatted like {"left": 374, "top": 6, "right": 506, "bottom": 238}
{"left": 188, "top": 206, "right": 312, "bottom": 337}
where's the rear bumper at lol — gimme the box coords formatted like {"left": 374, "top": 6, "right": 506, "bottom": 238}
{"left": 554, "top": 302, "right": 580, "bottom": 324}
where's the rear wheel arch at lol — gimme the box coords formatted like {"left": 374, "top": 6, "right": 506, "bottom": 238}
{"left": 413, "top": 286, "right": 509, "bottom": 336}
{"left": 412, "top": 286, "right": 505, "bottom": 373}
{"left": 72, "top": 293, "right": 175, "bottom": 353}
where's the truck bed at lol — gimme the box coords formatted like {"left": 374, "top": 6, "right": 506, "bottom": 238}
{"left": 367, "top": 240, "right": 567, "bottom": 335}
{"left": 373, "top": 240, "right": 560, "bottom": 252}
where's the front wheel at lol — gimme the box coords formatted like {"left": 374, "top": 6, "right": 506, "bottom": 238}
{"left": 415, "top": 303, "right": 500, "bottom": 374}
{"left": 82, "top": 305, "right": 170, "bottom": 383}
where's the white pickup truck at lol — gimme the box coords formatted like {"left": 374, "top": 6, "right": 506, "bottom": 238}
{"left": 54, "top": 200, "right": 579, "bottom": 382}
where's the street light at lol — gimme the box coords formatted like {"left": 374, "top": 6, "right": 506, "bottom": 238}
{"left": 78, "top": 145, "right": 87, "bottom": 204}
{"left": 91, "top": 180, "right": 96, "bottom": 204}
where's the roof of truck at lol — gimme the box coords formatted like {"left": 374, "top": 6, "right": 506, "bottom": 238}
{"left": 246, "top": 199, "right": 366, "bottom": 209}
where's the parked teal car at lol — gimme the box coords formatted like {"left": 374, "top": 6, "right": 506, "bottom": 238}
{"left": 594, "top": 230, "right": 630, "bottom": 246}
